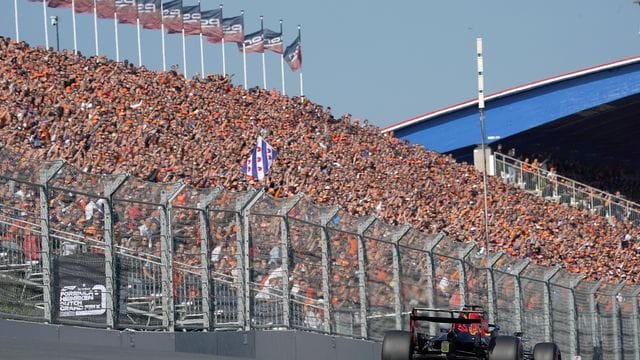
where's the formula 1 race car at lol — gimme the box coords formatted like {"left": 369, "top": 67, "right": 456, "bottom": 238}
{"left": 381, "top": 306, "right": 561, "bottom": 360}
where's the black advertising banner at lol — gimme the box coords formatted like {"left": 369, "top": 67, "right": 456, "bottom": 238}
{"left": 54, "top": 252, "right": 107, "bottom": 321}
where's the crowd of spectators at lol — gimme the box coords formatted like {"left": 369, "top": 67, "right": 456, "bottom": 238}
{"left": 1, "top": 34, "right": 640, "bottom": 302}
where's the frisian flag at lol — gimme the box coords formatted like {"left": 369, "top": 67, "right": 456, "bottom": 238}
{"left": 182, "top": 5, "right": 201, "bottom": 35}
{"left": 115, "top": 0, "right": 137, "bottom": 24}
{"left": 222, "top": 15, "right": 243, "bottom": 43}
{"left": 96, "top": 0, "right": 116, "bottom": 19}
{"left": 242, "top": 136, "right": 277, "bottom": 181}
{"left": 201, "top": 8, "right": 223, "bottom": 43}
{"left": 238, "top": 30, "right": 264, "bottom": 53}
{"left": 263, "top": 29, "right": 283, "bottom": 54}
{"left": 74, "top": 0, "right": 94, "bottom": 13}
{"left": 138, "top": 0, "right": 162, "bottom": 30}
{"left": 162, "top": 0, "right": 183, "bottom": 34}
{"left": 284, "top": 35, "right": 302, "bottom": 71}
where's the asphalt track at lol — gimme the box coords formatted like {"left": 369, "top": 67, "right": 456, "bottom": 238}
{"left": 0, "top": 335, "right": 252, "bottom": 360}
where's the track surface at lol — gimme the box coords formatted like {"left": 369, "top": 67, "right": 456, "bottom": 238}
{"left": 0, "top": 335, "right": 251, "bottom": 360}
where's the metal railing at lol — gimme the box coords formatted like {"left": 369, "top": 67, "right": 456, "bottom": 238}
{"left": 0, "top": 147, "right": 637, "bottom": 359}
{"left": 494, "top": 152, "right": 640, "bottom": 225}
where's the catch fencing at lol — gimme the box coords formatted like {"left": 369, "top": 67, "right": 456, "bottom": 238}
{"left": 0, "top": 147, "right": 638, "bottom": 359}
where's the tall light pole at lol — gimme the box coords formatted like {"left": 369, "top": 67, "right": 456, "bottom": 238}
{"left": 50, "top": 16, "right": 60, "bottom": 52}
{"left": 477, "top": 37, "right": 490, "bottom": 254}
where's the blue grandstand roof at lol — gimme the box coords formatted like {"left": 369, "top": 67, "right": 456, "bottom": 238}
{"left": 382, "top": 55, "right": 640, "bottom": 133}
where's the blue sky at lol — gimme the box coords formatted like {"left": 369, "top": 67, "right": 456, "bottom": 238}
{"left": 2, "top": 0, "right": 640, "bottom": 128}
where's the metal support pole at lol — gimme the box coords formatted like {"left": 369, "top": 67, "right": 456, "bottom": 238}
{"left": 357, "top": 216, "right": 376, "bottom": 339}
{"left": 239, "top": 189, "right": 264, "bottom": 330}
{"left": 476, "top": 37, "right": 490, "bottom": 254}
{"left": 321, "top": 206, "right": 340, "bottom": 333}
{"left": 513, "top": 259, "right": 532, "bottom": 333}
{"left": 392, "top": 225, "right": 411, "bottom": 330}
{"left": 486, "top": 252, "right": 503, "bottom": 324}
{"left": 160, "top": 184, "right": 185, "bottom": 331}
{"left": 566, "top": 274, "right": 586, "bottom": 359}
{"left": 13, "top": 0, "right": 19, "bottom": 42}
{"left": 611, "top": 281, "right": 627, "bottom": 360}
{"left": 279, "top": 194, "right": 302, "bottom": 329}
{"left": 425, "top": 232, "right": 444, "bottom": 335}
{"left": 38, "top": 161, "right": 64, "bottom": 323}
{"left": 543, "top": 267, "right": 561, "bottom": 342}
{"left": 43, "top": 0, "right": 49, "bottom": 49}
{"left": 458, "top": 243, "right": 475, "bottom": 307}
{"left": 102, "top": 174, "right": 128, "bottom": 329}
{"left": 629, "top": 286, "right": 640, "bottom": 360}
{"left": 197, "top": 187, "right": 220, "bottom": 330}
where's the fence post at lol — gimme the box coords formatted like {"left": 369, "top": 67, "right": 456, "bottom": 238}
{"left": 239, "top": 189, "right": 264, "bottom": 331}
{"left": 197, "top": 187, "right": 221, "bottom": 330}
{"left": 513, "top": 259, "right": 531, "bottom": 333}
{"left": 160, "top": 182, "right": 185, "bottom": 331}
{"left": 38, "top": 161, "right": 63, "bottom": 323}
{"left": 102, "top": 174, "right": 127, "bottom": 329}
{"left": 425, "top": 232, "right": 444, "bottom": 335}
{"left": 486, "top": 251, "right": 503, "bottom": 324}
{"left": 611, "top": 281, "right": 626, "bottom": 360}
{"left": 629, "top": 287, "right": 640, "bottom": 360}
{"left": 357, "top": 215, "right": 375, "bottom": 339}
{"left": 542, "top": 266, "right": 561, "bottom": 342}
{"left": 320, "top": 206, "right": 340, "bottom": 334}
{"left": 583, "top": 279, "right": 603, "bottom": 358}
{"left": 391, "top": 225, "right": 411, "bottom": 330}
{"left": 279, "top": 194, "right": 302, "bottom": 329}
{"left": 567, "top": 274, "right": 585, "bottom": 359}
{"left": 458, "top": 243, "right": 475, "bottom": 307}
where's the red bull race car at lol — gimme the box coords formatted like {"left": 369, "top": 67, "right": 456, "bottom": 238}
{"left": 381, "top": 306, "right": 561, "bottom": 360}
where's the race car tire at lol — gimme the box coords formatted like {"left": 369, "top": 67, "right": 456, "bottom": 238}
{"left": 381, "top": 330, "right": 412, "bottom": 360}
{"left": 533, "top": 342, "right": 561, "bottom": 360}
{"left": 489, "top": 336, "right": 523, "bottom": 360}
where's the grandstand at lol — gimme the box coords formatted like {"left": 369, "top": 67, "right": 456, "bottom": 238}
{"left": 2, "top": 8, "right": 640, "bottom": 359}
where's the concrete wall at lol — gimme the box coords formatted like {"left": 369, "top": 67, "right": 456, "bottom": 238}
{"left": 0, "top": 318, "right": 381, "bottom": 360}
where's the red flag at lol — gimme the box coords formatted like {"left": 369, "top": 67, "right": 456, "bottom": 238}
{"left": 115, "top": 0, "right": 137, "bottom": 24}
{"left": 47, "top": 0, "right": 73, "bottom": 8}
{"left": 74, "top": 0, "right": 94, "bottom": 13}
{"left": 96, "top": 0, "right": 116, "bottom": 19}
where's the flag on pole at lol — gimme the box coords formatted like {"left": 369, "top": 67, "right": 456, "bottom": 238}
{"left": 162, "top": 0, "right": 182, "bottom": 33}
{"left": 182, "top": 4, "right": 200, "bottom": 35}
{"left": 242, "top": 136, "right": 278, "bottom": 180}
{"left": 74, "top": 0, "right": 94, "bottom": 13}
{"left": 44, "top": 0, "right": 72, "bottom": 8}
{"left": 263, "top": 28, "right": 283, "bottom": 54}
{"left": 96, "top": 0, "right": 116, "bottom": 19}
{"left": 284, "top": 35, "right": 302, "bottom": 71}
{"left": 138, "top": 0, "right": 161, "bottom": 29}
{"left": 201, "top": 8, "right": 222, "bottom": 43}
{"left": 238, "top": 30, "right": 264, "bottom": 53}
{"left": 115, "top": 0, "right": 137, "bottom": 24}
{"left": 222, "top": 14, "right": 243, "bottom": 43}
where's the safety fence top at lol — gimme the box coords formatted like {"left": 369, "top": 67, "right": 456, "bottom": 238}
{"left": 0, "top": 147, "right": 54, "bottom": 184}
{"left": 48, "top": 162, "right": 123, "bottom": 198}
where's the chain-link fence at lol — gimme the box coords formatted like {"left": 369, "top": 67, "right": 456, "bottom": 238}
{"left": 0, "top": 147, "right": 637, "bottom": 359}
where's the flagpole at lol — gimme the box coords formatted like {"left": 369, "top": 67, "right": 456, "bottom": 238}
{"left": 199, "top": 1, "right": 204, "bottom": 78}
{"left": 298, "top": 24, "right": 303, "bottom": 100}
{"left": 114, "top": 11, "right": 120, "bottom": 62}
{"left": 261, "top": 16, "right": 267, "bottom": 89}
{"left": 280, "top": 19, "right": 285, "bottom": 95}
{"left": 161, "top": 1, "right": 166, "bottom": 71}
{"left": 242, "top": 42, "right": 247, "bottom": 89}
{"left": 241, "top": 10, "right": 247, "bottom": 89}
{"left": 137, "top": 18, "right": 142, "bottom": 67}
{"left": 182, "top": 28, "right": 187, "bottom": 77}
{"left": 72, "top": 0, "right": 78, "bottom": 54}
{"left": 220, "top": 4, "right": 225, "bottom": 75}
{"left": 13, "top": 0, "right": 19, "bottom": 42}
{"left": 43, "top": 0, "right": 49, "bottom": 49}
{"left": 93, "top": 0, "right": 99, "bottom": 55}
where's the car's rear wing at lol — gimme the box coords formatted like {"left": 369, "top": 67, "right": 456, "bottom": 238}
{"left": 410, "top": 308, "right": 484, "bottom": 324}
